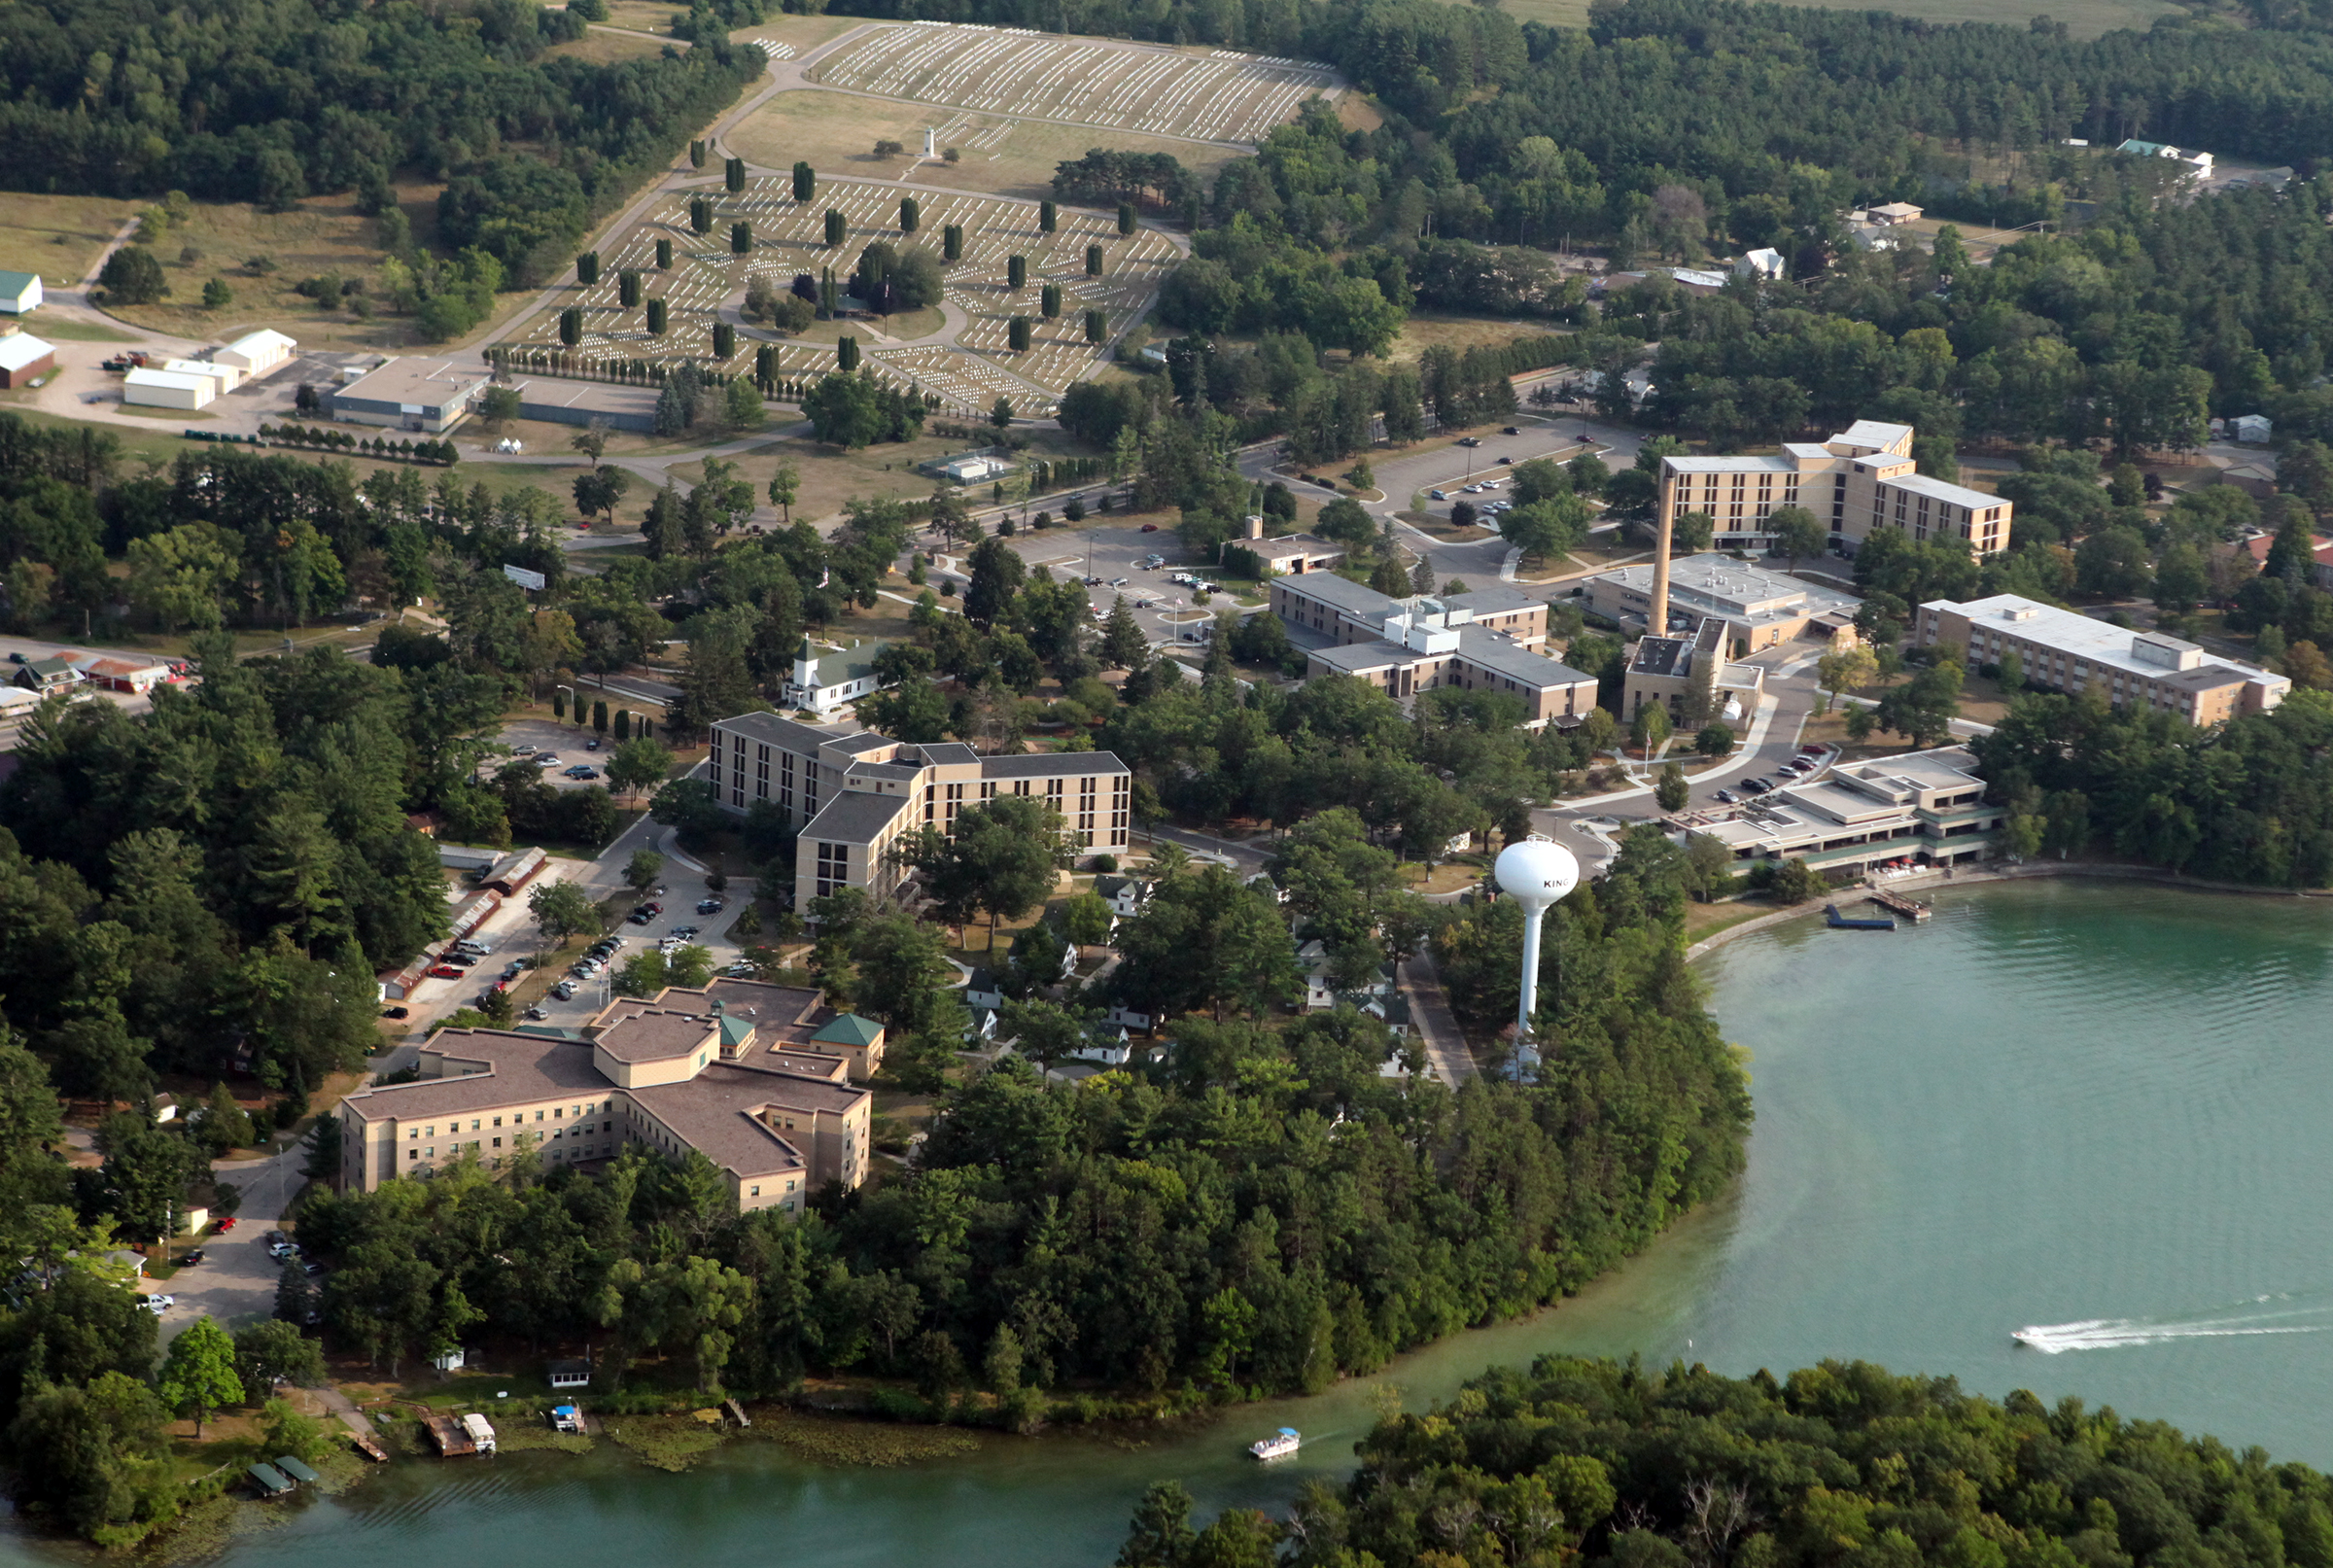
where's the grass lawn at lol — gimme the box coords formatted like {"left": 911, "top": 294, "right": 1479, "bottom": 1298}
{"left": 28, "top": 319, "right": 140, "bottom": 342}
{"left": 0, "top": 192, "right": 130, "bottom": 288}
{"left": 728, "top": 88, "right": 1248, "bottom": 205}
{"left": 1684, "top": 896, "right": 1791, "bottom": 944}
{"left": 722, "top": 12, "right": 861, "bottom": 49}
{"left": 1495, "top": 0, "right": 2175, "bottom": 34}
{"left": 545, "top": 26, "right": 675, "bottom": 63}
{"left": 1389, "top": 312, "right": 1569, "bottom": 366}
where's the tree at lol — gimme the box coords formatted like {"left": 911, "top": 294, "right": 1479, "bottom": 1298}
{"left": 1768, "top": 505, "right": 1827, "bottom": 567}
{"left": 625, "top": 849, "right": 665, "bottom": 895}
{"left": 1694, "top": 722, "right": 1734, "bottom": 758}
{"left": 234, "top": 1319, "right": 327, "bottom": 1391}
{"left": 1874, "top": 657, "right": 1963, "bottom": 747}
{"left": 910, "top": 794, "right": 1071, "bottom": 942}
{"left": 1000, "top": 997, "right": 1088, "bottom": 1073}
{"left": 1630, "top": 701, "right": 1671, "bottom": 757}
{"left": 1655, "top": 762, "right": 1689, "bottom": 812}
{"left": 155, "top": 1315, "right": 243, "bottom": 1436}
{"left": 1816, "top": 645, "right": 1879, "bottom": 714}
{"left": 97, "top": 246, "right": 168, "bottom": 304}
{"left": 478, "top": 384, "right": 523, "bottom": 433}
{"left": 992, "top": 397, "right": 1015, "bottom": 430}
{"left": 607, "top": 736, "right": 676, "bottom": 800}
{"left": 1062, "top": 890, "right": 1114, "bottom": 950}
{"left": 1118, "top": 1481, "right": 1199, "bottom": 1568}
{"left": 793, "top": 161, "right": 815, "bottom": 201}
{"left": 1770, "top": 856, "right": 1828, "bottom": 903}
{"left": 1100, "top": 597, "right": 1149, "bottom": 670}
{"left": 767, "top": 464, "right": 799, "bottom": 525}
{"left": 529, "top": 879, "right": 601, "bottom": 945}
{"left": 201, "top": 277, "right": 233, "bottom": 310}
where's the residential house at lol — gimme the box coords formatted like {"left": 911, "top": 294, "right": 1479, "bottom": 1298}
{"left": 1733, "top": 248, "right": 1785, "bottom": 280}
{"left": 1093, "top": 875, "right": 1149, "bottom": 918}
{"left": 783, "top": 638, "right": 888, "bottom": 717}
{"left": 12, "top": 657, "right": 81, "bottom": 693}
{"left": 964, "top": 968, "right": 1004, "bottom": 1012}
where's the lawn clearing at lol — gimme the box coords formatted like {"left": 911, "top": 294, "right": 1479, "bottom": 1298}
{"left": 1390, "top": 312, "right": 1570, "bottom": 366}
{"left": 1497, "top": 0, "right": 2175, "bottom": 34}
{"left": 501, "top": 175, "right": 1177, "bottom": 416}
{"left": 731, "top": 88, "right": 1250, "bottom": 205}
{"left": 807, "top": 24, "right": 1341, "bottom": 147}
{"left": 0, "top": 192, "right": 130, "bottom": 288}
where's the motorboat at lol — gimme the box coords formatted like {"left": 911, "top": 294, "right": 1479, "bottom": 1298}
{"left": 1250, "top": 1427, "right": 1300, "bottom": 1460}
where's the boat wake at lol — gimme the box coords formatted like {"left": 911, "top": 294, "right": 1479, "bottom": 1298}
{"left": 2012, "top": 1293, "right": 2333, "bottom": 1354}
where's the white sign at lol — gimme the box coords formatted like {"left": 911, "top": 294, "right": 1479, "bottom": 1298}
{"left": 502, "top": 564, "right": 546, "bottom": 591}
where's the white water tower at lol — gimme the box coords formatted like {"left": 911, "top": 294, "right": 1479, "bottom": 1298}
{"left": 1495, "top": 837, "right": 1580, "bottom": 1051}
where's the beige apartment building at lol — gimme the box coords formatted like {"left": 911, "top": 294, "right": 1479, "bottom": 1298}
{"left": 1657, "top": 420, "right": 2011, "bottom": 559}
{"left": 708, "top": 713, "right": 1132, "bottom": 908}
{"left": 1918, "top": 595, "right": 2288, "bottom": 724}
{"left": 1269, "top": 575, "right": 1597, "bottom": 725}
{"left": 335, "top": 979, "right": 877, "bottom": 1211}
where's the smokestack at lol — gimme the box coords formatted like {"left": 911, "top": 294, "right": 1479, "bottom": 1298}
{"left": 1648, "top": 496, "right": 1674, "bottom": 640}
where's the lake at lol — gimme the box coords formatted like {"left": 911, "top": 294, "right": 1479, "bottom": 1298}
{"left": 9, "top": 879, "right": 2330, "bottom": 1565}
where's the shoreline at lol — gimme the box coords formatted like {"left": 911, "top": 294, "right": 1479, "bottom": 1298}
{"left": 1684, "top": 858, "right": 2333, "bottom": 964}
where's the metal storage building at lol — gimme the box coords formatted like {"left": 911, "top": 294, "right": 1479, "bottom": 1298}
{"left": 123, "top": 366, "right": 219, "bottom": 410}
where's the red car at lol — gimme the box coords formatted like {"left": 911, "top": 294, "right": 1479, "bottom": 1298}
{"left": 1139, "top": 523, "right": 1159, "bottom": 532}
{"left": 215, "top": 1217, "right": 236, "bottom": 1232}
{"left": 428, "top": 964, "right": 465, "bottom": 980}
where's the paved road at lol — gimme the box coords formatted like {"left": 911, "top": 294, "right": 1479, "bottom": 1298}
{"left": 1398, "top": 953, "right": 1477, "bottom": 1085}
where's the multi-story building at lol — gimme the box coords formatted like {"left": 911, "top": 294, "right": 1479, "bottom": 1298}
{"left": 1681, "top": 746, "right": 2003, "bottom": 875}
{"left": 1586, "top": 552, "right": 1862, "bottom": 657}
{"left": 1621, "top": 617, "right": 1766, "bottom": 726}
{"left": 1268, "top": 575, "right": 1597, "bottom": 726}
{"left": 334, "top": 978, "right": 879, "bottom": 1209}
{"left": 708, "top": 713, "right": 1132, "bottom": 908}
{"left": 1656, "top": 419, "right": 2011, "bottom": 559}
{"left": 1917, "top": 594, "right": 2288, "bottom": 724}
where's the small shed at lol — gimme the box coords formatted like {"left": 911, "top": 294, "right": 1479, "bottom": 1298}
{"left": 0, "top": 271, "right": 41, "bottom": 314}
{"left": 274, "top": 1455, "right": 322, "bottom": 1485}
{"left": 248, "top": 1463, "right": 294, "bottom": 1496}
{"left": 548, "top": 1359, "right": 592, "bottom": 1390}
{"left": 481, "top": 846, "right": 546, "bottom": 895}
{"left": 0, "top": 332, "right": 55, "bottom": 388}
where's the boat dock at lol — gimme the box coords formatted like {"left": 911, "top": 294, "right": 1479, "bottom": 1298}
{"left": 1825, "top": 903, "right": 1897, "bottom": 930}
{"left": 723, "top": 1398, "right": 751, "bottom": 1428}
{"left": 422, "top": 1415, "right": 478, "bottom": 1456}
{"left": 1867, "top": 888, "right": 1932, "bottom": 922}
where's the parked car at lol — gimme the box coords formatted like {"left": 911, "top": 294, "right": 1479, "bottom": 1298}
{"left": 552, "top": 981, "right": 577, "bottom": 1000}
{"left": 627, "top": 910, "right": 653, "bottom": 925}
{"left": 143, "top": 1295, "right": 174, "bottom": 1315}
{"left": 536, "top": 754, "right": 560, "bottom": 767}
{"left": 1740, "top": 778, "right": 1769, "bottom": 794}
{"left": 585, "top": 738, "right": 602, "bottom": 750}
{"left": 1715, "top": 789, "right": 1739, "bottom": 804}
{"left": 302, "top": 1260, "right": 326, "bottom": 1277}
{"left": 1430, "top": 489, "right": 1448, "bottom": 501}
{"left": 570, "top": 768, "right": 599, "bottom": 781}
{"left": 1139, "top": 522, "right": 1159, "bottom": 532}
{"left": 443, "top": 952, "right": 477, "bottom": 968}
{"left": 1456, "top": 436, "right": 1481, "bottom": 447}
{"left": 453, "top": 939, "right": 492, "bottom": 957}
{"left": 523, "top": 1005, "right": 547, "bottom": 1021}
{"left": 1502, "top": 426, "right": 1520, "bottom": 436}
{"left": 510, "top": 744, "right": 537, "bottom": 756}
{"left": 179, "top": 1250, "right": 204, "bottom": 1266}
{"left": 641, "top": 901, "right": 663, "bottom": 916}
{"left": 697, "top": 898, "right": 724, "bottom": 914}
{"left": 722, "top": 962, "right": 757, "bottom": 978}
{"left": 380, "top": 1005, "right": 409, "bottom": 1020}
{"left": 215, "top": 1218, "right": 236, "bottom": 1232}
{"left": 671, "top": 924, "right": 699, "bottom": 938}
{"left": 1497, "top": 455, "right": 1514, "bottom": 464}
{"left": 427, "top": 964, "right": 465, "bottom": 980}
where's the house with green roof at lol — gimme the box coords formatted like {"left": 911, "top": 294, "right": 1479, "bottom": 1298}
{"left": 0, "top": 271, "right": 42, "bottom": 315}
{"left": 783, "top": 637, "right": 890, "bottom": 717}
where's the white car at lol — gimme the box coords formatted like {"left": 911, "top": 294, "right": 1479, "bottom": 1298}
{"left": 144, "top": 1294, "right": 175, "bottom": 1314}
{"left": 1430, "top": 489, "right": 1448, "bottom": 501}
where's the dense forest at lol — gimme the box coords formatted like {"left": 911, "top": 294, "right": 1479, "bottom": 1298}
{"left": 1125, "top": 1354, "right": 2333, "bottom": 1568}
{"left": 0, "top": 0, "right": 760, "bottom": 283}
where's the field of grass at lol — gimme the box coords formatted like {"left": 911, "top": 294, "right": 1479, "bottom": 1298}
{"left": 1390, "top": 311, "right": 1569, "bottom": 366}
{"left": 95, "top": 188, "right": 438, "bottom": 351}
{"left": 729, "top": 87, "right": 1249, "bottom": 206}
{"left": 724, "top": 11, "right": 861, "bottom": 50}
{"left": 1494, "top": 0, "right": 2176, "bottom": 34}
{"left": 28, "top": 319, "right": 138, "bottom": 342}
{"left": 545, "top": 26, "right": 676, "bottom": 63}
{"left": 0, "top": 192, "right": 129, "bottom": 289}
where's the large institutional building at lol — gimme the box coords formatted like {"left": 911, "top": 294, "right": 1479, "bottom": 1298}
{"left": 1267, "top": 575, "right": 1598, "bottom": 726}
{"left": 709, "top": 713, "right": 1132, "bottom": 907}
{"left": 1681, "top": 746, "right": 2003, "bottom": 874}
{"left": 1587, "top": 553, "right": 1862, "bottom": 656}
{"left": 334, "top": 979, "right": 881, "bottom": 1210}
{"left": 1918, "top": 594, "right": 2288, "bottom": 724}
{"left": 1656, "top": 419, "right": 2011, "bottom": 559}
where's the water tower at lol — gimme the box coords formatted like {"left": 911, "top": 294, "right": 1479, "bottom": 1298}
{"left": 1494, "top": 837, "right": 1581, "bottom": 1060}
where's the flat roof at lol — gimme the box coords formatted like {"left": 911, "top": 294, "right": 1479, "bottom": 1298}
{"left": 979, "top": 749, "right": 1130, "bottom": 779}
{"left": 594, "top": 1009, "right": 715, "bottom": 1063}
{"left": 799, "top": 788, "right": 909, "bottom": 845}
{"left": 1928, "top": 595, "right": 2278, "bottom": 691}
{"left": 510, "top": 378, "right": 660, "bottom": 415}
{"left": 1273, "top": 573, "right": 1395, "bottom": 617}
{"left": 1453, "top": 627, "right": 1593, "bottom": 688}
{"left": 627, "top": 1067, "right": 811, "bottom": 1181}
{"left": 1597, "top": 554, "right": 1859, "bottom": 622}
{"left": 1888, "top": 470, "right": 2002, "bottom": 511}
{"left": 335, "top": 357, "right": 491, "bottom": 407}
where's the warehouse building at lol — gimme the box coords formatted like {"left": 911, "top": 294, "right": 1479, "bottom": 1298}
{"left": 123, "top": 366, "right": 218, "bottom": 410}
{"left": 215, "top": 329, "right": 296, "bottom": 377}
{"left": 328, "top": 357, "right": 492, "bottom": 433}
{"left": 0, "top": 332, "right": 56, "bottom": 389}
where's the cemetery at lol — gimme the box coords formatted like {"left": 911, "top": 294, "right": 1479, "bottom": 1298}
{"left": 806, "top": 23, "right": 1341, "bottom": 147}
{"left": 499, "top": 175, "right": 1182, "bottom": 418}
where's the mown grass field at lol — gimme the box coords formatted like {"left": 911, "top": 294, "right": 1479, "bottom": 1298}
{"left": 1496, "top": 0, "right": 2176, "bottom": 35}
{"left": 0, "top": 192, "right": 128, "bottom": 289}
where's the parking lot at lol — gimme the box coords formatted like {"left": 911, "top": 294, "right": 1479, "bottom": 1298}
{"left": 960, "top": 519, "right": 1262, "bottom": 652}
{"left": 477, "top": 715, "right": 619, "bottom": 792}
